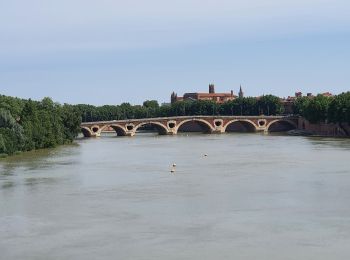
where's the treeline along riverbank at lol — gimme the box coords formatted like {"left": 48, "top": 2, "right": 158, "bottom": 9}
{"left": 1, "top": 91, "right": 349, "bottom": 156}
{"left": 75, "top": 93, "right": 350, "bottom": 127}
{"left": 294, "top": 92, "right": 350, "bottom": 125}
{"left": 75, "top": 95, "right": 284, "bottom": 122}
{"left": 0, "top": 95, "right": 81, "bottom": 157}
{"left": 293, "top": 92, "right": 350, "bottom": 137}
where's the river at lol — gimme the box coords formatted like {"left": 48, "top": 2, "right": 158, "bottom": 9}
{"left": 1, "top": 133, "right": 350, "bottom": 260}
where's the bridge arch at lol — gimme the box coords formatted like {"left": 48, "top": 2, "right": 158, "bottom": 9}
{"left": 134, "top": 122, "right": 169, "bottom": 135}
{"left": 224, "top": 119, "right": 257, "bottom": 132}
{"left": 266, "top": 119, "right": 297, "bottom": 132}
{"left": 81, "top": 126, "right": 93, "bottom": 137}
{"left": 100, "top": 124, "right": 127, "bottom": 136}
{"left": 176, "top": 119, "right": 214, "bottom": 133}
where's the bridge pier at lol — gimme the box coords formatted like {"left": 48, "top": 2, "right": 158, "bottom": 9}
{"left": 83, "top": 132, "right": 100, "bottom": 137}
{"left": 212, "top": 119, "right": 225, "bottom": 134}
{"left": 211, "top": 129, "right": 225, "bottom": 134}
{"left": 165, "top": 131, "right": 177, "bottom": 135}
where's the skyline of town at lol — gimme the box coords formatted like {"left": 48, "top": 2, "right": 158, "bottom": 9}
{"left": 170, "top": 84, "right": 334, "bottom": 104}
{"left": 0, "top": 85, "right": 337, "bottom": 107}
{"left": 0, "top": 82, "right": 339, "bottom": 107}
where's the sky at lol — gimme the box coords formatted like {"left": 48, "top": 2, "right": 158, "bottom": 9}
{"left": 0, "top": 0, "right": 349, "bottom": 105}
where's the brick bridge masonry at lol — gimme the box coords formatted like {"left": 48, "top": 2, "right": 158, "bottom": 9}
{"left": 80, "top": 116, "right": 299, "bottom": 137}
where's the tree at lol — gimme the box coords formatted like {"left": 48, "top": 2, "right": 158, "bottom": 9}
{"left": 0, "top": 108, "right": 25, "bottom": 154}
{"left": 257, "top": 95, "right": 283, "bottom": 115}
{"left": 293, "top": 96, "right": 309, "bottom": 116}
{"left": 143, "top": 100, "right": 159, "bottom": 109}
{"left": 61, "top": 104, "right": 82, "bottom": 141}
{"left": 302, "top": 95, "right": 332, "bottom": 123}
{"left": 328, "top": 92, "right": 350, "bottom": 124}
{"left": 0, "top": 94, "right": 81, "bottom": 155}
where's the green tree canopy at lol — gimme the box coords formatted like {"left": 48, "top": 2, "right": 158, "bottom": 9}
{"left": 143, "top": 100, "right": 159, "bottom": 109}
{"left": 0, "top": 95, "right": 81, "bottom": 156}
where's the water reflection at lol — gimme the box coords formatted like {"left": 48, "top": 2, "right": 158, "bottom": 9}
{"left": 1, "top": 181, "right": 14, "bottom": 189}
{"left": 25, "top": 177, "right": 58, "bottom": 186}
{"left": 0, "top": 144, "right": 80, "bottom": 174}
{"left": 307, "top": 136, "right": 350, "bottom": 150}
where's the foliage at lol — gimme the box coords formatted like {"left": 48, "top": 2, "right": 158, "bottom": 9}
{"left": 143, "top": 100, "right": 159, "bottom": 109}
{"left": 0, "top": 95, "right": 81, "bottom": 155}
{"left": 74, "top": 92, "right": 350, "bottom": 125}
{"left": 75, "top": 95, "right": 283, "bottom": 122}
{"left": 293, "top": 92, "right": 350, "bottom": 123}
{"left": 2, "top": 90, "right": 348, "bottom": 156}
{"left": 257, "top": 95, "right": 284, "bottom": 115}
{"left": 303, "top": 95, "right": 333, "bottom": 123}
{"left": 328, "top": 92, "right": 350, "bottom": 124}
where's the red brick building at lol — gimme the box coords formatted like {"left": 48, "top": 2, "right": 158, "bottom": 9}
{"left": 171, "top": 84, "right": 237, "bottom": 104}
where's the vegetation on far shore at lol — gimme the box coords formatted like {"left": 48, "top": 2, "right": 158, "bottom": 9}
{"left": 294, "top": 92, "right": 350, "bottom": 124}
{"left": 75, "top": 95, "right": 284, "bottom": 122}
{"left": 1, "top": 92, "right": 349, "bottom": 156}
{"left": 75, "top": 92, "right": 350, "bottom": 125}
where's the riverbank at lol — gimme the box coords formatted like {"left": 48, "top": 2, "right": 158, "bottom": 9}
{"left": 296, "top": 118, "right": 350, "bottom": 137}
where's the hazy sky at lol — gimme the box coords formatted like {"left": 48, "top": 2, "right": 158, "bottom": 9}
{"left": 0, "top": 0, "right": 349, "bottom": 105}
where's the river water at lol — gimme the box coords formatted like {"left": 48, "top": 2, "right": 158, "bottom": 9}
{"left": 1, "top": 133, "right": 350, "bottom": 260}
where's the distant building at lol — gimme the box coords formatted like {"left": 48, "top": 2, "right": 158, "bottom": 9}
{"left": 171, "top": 84, "right": 237, "bottom": 104}
{"left": 281, "top": 98, "right": 295, "bottom": 114}
{"left": 171, "top": 85, "right": 334, "bottom": 115}
{"left": 281, "top": 92, "right": 305, "bottom": 114}
{"left": 321, "top": 92, "right": 333, "bottom": 97}
{"left": 238, "top": 85, "right": 244, "bottom": 98}
{"left": 295, "top": 91, "right": 303, "bottom": 98}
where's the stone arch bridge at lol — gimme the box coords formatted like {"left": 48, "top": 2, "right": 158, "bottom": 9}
{"left": 81, "top": 116, "right": 299, "bottom": 137}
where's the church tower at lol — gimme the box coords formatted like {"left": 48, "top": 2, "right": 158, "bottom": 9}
{"left": 239, "top": 85, "right": 244, "bottom": 98}
{"left": 209, "top": 84, "right": 215, "bottom": 94}
{"left": 171, "top": 91, "right": 178, "bottom": 104}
